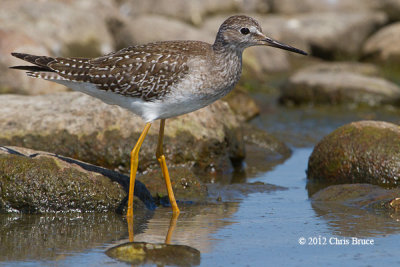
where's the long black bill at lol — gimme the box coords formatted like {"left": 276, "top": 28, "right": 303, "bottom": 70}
{"left": 264, "top": 37, "right": 308, "bottom": 56}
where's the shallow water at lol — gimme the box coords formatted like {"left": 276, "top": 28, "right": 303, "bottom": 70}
{"left": 2, "top": 147, "right": 400, "bottom": 266}
{"left": 1, "top": 105, "right": 400, "bottom": 266}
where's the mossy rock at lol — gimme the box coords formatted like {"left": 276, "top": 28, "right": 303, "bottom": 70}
{"left": 0, "top": 146, "right": 155, "bottom": 213}
{"left": 138, "top": 167, "right": 208, "bottom": 204}
{"left": 307, "top": 120, "right": 400, "bottom": 187}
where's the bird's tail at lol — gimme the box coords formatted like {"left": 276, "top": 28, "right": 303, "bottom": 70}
{"left": 10, "top": 52, "right": 55, "bottom": 72}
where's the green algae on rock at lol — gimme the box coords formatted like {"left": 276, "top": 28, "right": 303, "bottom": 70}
{"left": 106, "top": 242, "right": 200, "bottom": 266}
{"left": 307, "top": 120, "right": 400, "bottom": 187}
{"left": 138, "top": 167, "right": 208, "bottom": 204}
{"left": 0, "top": 146, "right": 155, "bottom": 213}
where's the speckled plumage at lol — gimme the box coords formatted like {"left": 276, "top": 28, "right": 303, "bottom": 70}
{"left": 11, "top": 15, "right": 306, "bottom": 122}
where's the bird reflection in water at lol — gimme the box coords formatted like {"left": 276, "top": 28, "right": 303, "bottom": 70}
{"left": 106, "top": 213, "right": 201, "bottom": 266}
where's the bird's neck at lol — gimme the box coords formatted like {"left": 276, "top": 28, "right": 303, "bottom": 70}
{"left": 209, "top": 41, "right": 243, "bottom": 97}
{"left": 212, "top": 39, "right": 243, "bottom": 65}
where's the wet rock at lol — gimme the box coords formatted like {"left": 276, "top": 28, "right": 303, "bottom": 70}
{"left": 307, "top": 120, "right": 400, "bottom": 187}
{"left": 243, "top": 124, "right": 291, "bottom": 157}
{"left": 138, "top": 167, "right": 208, "bottom": 203}
{"left": 0, "top": 92, "right": 244, "bottom": 176}
{"left": 207, "top": 181, "right": 287, "bottom": 202}
{"left": 293, "top": 62, "right": 381, "bottom": 76}
{"left": 311, "top": 184, "right": 400, "bottom": 206}
{"left": 362, "top": 22, "right": 400, "bottom": 64}
{"left": 106, "top": 242, "right": 200, "bottom": 266}
{"left": 280, "top": 63, "right": 400, "bottom": 106}
{"left": 228, "top": 124, "right": 292, "bottom": 180}
{"left": 310, "top": 184, "right": 400, "bottom": 235}
{"left": 0, "top": 146, "right": 155, "bottom": 213}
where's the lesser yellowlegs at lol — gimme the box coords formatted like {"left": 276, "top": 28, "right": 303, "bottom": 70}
{"left": 11, "top": 15, "right": 307, "bottom": 217}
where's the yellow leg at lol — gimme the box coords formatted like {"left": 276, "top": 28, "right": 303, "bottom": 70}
{"left": 156, "top": 119, "right": 180, "bottom": 214}
{"left": 127, "top": 122, "right": 152, "bottom": 218}
{"left": 127, "top": 215, "right": 134, "bottom": 242}
{"left": 165, "top": 212, "right": 179, "bottom": 244}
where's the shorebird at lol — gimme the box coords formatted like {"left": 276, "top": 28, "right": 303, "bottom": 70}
{"left": 11, "top": 15, "right": 307, "bottom": 217}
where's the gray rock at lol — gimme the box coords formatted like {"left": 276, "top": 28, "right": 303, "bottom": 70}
{"left": 269, "top": 0, "right": 378, "bottom": 15}
{"left": 269, "top": 0, "right": 400, "bottom": 22}
{"left": 294, "top": 61, "right": 381, "bottom": 76}
{"left": 1, "top": 0, "right": 117, "bottom": 95}
{"left": 284, "top": 12, "right": 387, "bottom": 59}
{"left": 222, "top": 86, "right": 260, "bottom": 121}
{"left": 107, "top": 15, "right": 212, "bottom": 50}
{"left": 117, "top": 0, "right": 269, "bottom": 26}
{"left": 242, "top": 12, "right": 385, "bottom": 60}
{"left": 280, "top": 62, "right": 400, "bottom": 106}
{"left": 1, "top": 30, "right": 67, "bottom": 95}
{"left": 362, "top": 22, "right": 400, "bottom": 64}
{"left": 0, "top": 92, "right": 244, "bottom": 175}
{"left": 0, "top": 0, "right": 115, "bottom": 57}
{"left": 0, "top": 146, "right": 155, "bottom": 213}
{"left": 307, "top": 120, "right": 400, "bottom": 187}
{"left": 377, "top": 0, "right": 400, "bottom": 21}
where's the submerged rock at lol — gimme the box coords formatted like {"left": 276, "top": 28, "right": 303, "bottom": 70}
{"left": 311, "top": 184, "right": 400, "bottom": 236}
{"left": 307, "top": 120, "right": 400, "bottom": 187}
{"left": 0, "top": 146, "right": 155, "bottom": 213}
{"left": 280, "top": 63, "right": 400, "bottom": 106}
{"left": 207, "top": 181, "right": 287, "bottom": 202}
{"left": 0, "top": 92, "right": 244, "bottom": 176}
{"left": 311, "top": 184, "right": 400, "bottom": 207}
{"left": 106, "top": 242, "right": 200, "bottom": 266}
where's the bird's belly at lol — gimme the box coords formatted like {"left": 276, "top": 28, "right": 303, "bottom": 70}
{"left": 54, "top": 80, "right": 227, "bottom": 122}
{"left": 155, "top": 94, "right": 220, "bottom": 119}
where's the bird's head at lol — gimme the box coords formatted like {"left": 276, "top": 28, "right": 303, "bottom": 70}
{"left": 214, "top": 15, "right": 307, "bottom": 55}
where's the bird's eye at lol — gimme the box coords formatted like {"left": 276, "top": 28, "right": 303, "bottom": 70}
{"left": 240, "top": 28, "right": 250, "bottom": 35}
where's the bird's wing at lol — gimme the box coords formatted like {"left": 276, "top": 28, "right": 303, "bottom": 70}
{"left": 13, "top": 43, "right": 191, "bottom": 102}
{"left": 88, "top": 44, "right": 190, "bottom": 101}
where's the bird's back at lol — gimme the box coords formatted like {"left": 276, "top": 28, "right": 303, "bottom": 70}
{"left": 14, "top": 41, "right": 216, "bottom": 102}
